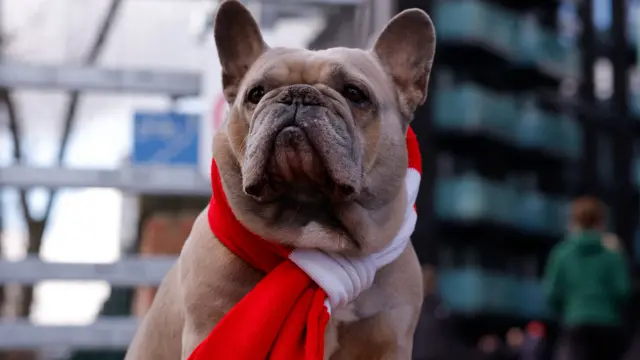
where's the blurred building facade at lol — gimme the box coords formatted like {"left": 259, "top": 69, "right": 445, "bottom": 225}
{"left": 403, "top": 0, "right": 640, "bottom": 350}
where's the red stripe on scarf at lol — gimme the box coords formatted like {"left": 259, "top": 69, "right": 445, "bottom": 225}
{"left": 406, "top": 127, "right": 421, "bottom": 174}
{"left": 189, "top": 127, "right": 420, "bottom": 360}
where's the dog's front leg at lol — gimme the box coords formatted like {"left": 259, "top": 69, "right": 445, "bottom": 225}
{"left": 177, "top": 210, "right": 265, "bottom": 359}
{"left": 180, "top": 320, "right": 209, "bottom": 360}
{"left": 124, "top": 265, "right": 184, "bottom": 360}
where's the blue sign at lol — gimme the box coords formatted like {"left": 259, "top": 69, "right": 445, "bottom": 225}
{"left": 133, "top": 111, "right": 200, "bottom": 166}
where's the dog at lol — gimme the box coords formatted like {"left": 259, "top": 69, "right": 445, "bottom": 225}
{"left": 124, "top": 1, "right": 436, "bottom": 359}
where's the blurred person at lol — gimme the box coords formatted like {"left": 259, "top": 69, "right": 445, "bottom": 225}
{"left": 502, "top": 324, "right": 546, "bottom": 360}
{"left": 476, "top": 334, "right": 506, "bottom": 360}
{"left": 412, "top": 265, "right": 473, "bottom": 360}
{"left": 543, "top": 197, "right": 630, "bottom": 360}
{"left": 504, "top": 327, "right": 524, "bottom": 360}
{"left": 519, "top": 321, "right": 547, "bottom": 360}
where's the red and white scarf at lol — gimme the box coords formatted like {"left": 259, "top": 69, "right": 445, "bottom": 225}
{"left": 187, "top": 127, "right": 422, "bottom": 360}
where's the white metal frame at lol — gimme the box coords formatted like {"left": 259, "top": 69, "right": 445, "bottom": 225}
{"left": 0, "top": 256, "right": 176, "bottom": 286}
{"left": 0, "top": 256, "right": 175, "bottom": 350}
{"left": 0, "top": 317, "right": 140, "bottom": 350}
{"left": 0, "top": 62, "right": 201, "bottom": 96}
{"left": 0, "top": 166, "right": 210, "bottom": 196}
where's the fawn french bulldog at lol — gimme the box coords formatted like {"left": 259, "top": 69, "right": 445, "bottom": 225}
{"left": 125, "top": 1, "right": 435, "bottom": 359}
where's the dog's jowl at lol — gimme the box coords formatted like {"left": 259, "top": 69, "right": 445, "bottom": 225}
{"left": 124, "top": 1, "right": 436, "bottom": 359}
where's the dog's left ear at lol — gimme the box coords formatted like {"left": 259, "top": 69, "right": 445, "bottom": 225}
{"left": 214, "top": 0, "right": 269, "bottom": 103}
{"left": 372, "top": 9, "right": 436, "bottom": 116}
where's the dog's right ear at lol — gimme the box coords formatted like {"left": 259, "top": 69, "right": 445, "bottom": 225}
{"left": 372, "top": 9, "right": 435, "bottom": 119}
{"left": 214, "top": 0, "right": 268, "bottom": 103}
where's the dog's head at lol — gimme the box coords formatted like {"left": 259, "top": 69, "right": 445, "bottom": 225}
{"left": 212, "top": 0, "right": 435, "bottom": 254}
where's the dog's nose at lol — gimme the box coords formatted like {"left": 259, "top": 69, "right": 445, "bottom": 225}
{"left": 278, "top": 84, "right": 322, "bottom": 106}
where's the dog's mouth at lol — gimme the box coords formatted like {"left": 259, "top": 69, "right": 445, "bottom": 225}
{"left": 243, "top": 124, "right": 358, "bottom": 203}
{"left": 241, "top": 85, "right": 363, "bottom": 203}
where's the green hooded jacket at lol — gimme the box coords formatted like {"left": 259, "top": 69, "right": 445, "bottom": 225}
{"left": 543, "top": 231, "right": 630, "bottom": 327}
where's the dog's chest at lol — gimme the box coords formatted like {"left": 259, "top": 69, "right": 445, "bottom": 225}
{"left": 331, "top": 303, "right": 360, "bottom": 323}
{"left": 331, "top": 285, "right": 387, "bottom": 324}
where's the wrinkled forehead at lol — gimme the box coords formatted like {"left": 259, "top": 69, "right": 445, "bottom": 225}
{"left": 243, "top": 47, "right": 395, "bottom": 100}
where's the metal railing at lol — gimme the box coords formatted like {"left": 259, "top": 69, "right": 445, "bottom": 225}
{"left": 0, "top": 256, "right": 176, "bottom": 350}
{"left": 0, "top": 317, "right": 140, "bottom": 350}
{"left": 0, "top": 256, "right": 175, "bottom": 287}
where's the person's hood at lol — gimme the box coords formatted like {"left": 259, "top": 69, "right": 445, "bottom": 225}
{"left": 567, "top": 230, "right": 605, "bottom": 255}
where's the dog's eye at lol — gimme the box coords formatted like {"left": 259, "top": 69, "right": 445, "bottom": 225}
{"left": 247, "top": 86, "right": 265, "bottom": 104}
{"left": 342, "top": 85, "right": 368, "bottom": 104}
